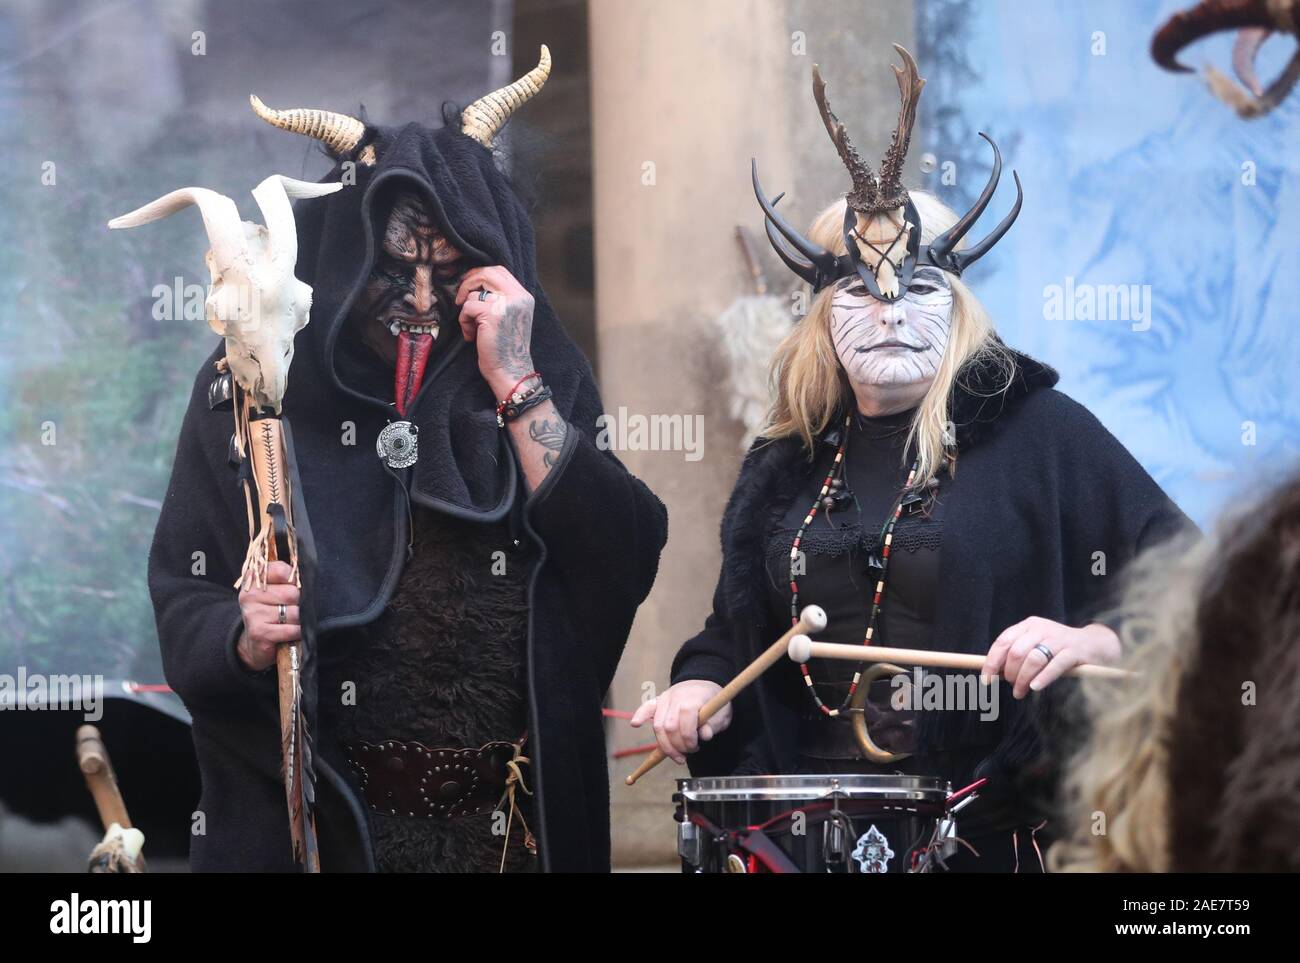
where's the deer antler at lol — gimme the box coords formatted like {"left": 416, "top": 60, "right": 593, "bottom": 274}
{"left": 812, "top": 64, "right": 880, "bottom": 214}
{"left": 812, "top": 46, "right": 926, "bottom": 216}
{"left": 877, "top": 44, "right": 926, "bottom": 211}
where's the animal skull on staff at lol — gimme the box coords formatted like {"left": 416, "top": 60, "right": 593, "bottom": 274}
{"left": 109, "top": 174, "right": 341, "bottom": 871}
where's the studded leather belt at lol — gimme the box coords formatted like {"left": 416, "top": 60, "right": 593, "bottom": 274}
{"left": 344, "top": 738, "right": 525, "bottom": 820}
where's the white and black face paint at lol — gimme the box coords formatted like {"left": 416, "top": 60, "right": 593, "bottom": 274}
{"left": 831, "top": 266, "right": 953, "bottom": 393}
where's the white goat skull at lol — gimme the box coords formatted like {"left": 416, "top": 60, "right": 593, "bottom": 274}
{"left": 109, "top": 175, "right": 342, "bottom": 412}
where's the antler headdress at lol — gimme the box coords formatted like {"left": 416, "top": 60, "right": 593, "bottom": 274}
{"left": 753, "top": 44, "right": 1023, "bottom": 302}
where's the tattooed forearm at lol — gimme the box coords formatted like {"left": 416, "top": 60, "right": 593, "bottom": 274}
{"left": 496, "top": 301, "right": 535, "bottom": 379}
{"left": 527, "top": 415, "right": 568, "bottom": 469}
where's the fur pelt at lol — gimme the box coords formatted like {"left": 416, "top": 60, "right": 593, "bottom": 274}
{"left": 714, "top": 295, "right": 795, "bottom": 451}
{"left": 319, "top": 505, "right": 534, "bottom": 873}
{"left": 1167, "top": 477, "right": 1300, "bottom": 871}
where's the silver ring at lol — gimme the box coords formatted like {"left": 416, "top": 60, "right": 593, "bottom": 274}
{"left": 478, "top": 289, "right": 491, "bottom": 301}
{"left": 278, "top": 603, "right": 287, "bottom": 625}
{"left": 1033, "top": 643, "right": 1054, "bottom": 662}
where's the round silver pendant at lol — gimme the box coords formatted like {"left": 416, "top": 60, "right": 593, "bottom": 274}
{"left": 376, "top": 421, "right": 419, "bottom": 468}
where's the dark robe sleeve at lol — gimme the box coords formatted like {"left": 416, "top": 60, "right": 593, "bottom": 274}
{"left": 525, "top": 374, "right": 668, "bottom": 693}
{"left": 148, "top": 354, "right": 278, "bottom": 715}
{"left": 1047, "top": 391, "right": 1196, "bottom": 630}
{"left": 985, "top": 389, "right": 1199, "bottom": 788}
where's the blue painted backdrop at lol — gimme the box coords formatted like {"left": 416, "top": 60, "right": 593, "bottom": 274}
{"left": 918, "top": 0, "right": 1300, "bottom": 527}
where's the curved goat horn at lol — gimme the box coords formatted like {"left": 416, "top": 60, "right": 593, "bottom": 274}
{"left": 751, "top": 159, "right": 837, "bottom": 287}
{"left": 1151, "top": 0, "right": 1277, "bottom": 72}
{"left": 251, "top": 176, "right": 343, "bottom": 269}
{"left": 249, "top": 95, "right": 366, "bottom": 156}
{"left": 108, "top": 186, "right": 247, "bottom": 274}
{"left": 461, "top": 45, "right": 552, "bottom": 148}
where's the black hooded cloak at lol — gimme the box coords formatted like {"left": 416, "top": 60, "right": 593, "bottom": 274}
{"left": 147, "top": 115, "right": 667, "bottom": 872}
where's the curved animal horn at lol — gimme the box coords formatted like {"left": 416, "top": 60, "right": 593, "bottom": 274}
{"left": 1151, "top": 0, "right": 1275, "bottom": 72}
{"left": 461, "top": 44, "right": 552, "bottom": 148}
{"left": 751, "top": 159, "right": 838, "bottom": 287}
{"left": 762, "top": 201, "right": 820, "bottom": 286}
{"left": 951, "top": 171, "right": 1023, "bottom": 273}
{"left": 929, "top": 132, "right": 1004, "bottom": 260}
{"left": 251, "top": 176, "right": 343, "bottom": 269}
{"left": 249, "top": 95, "right": 366, "bottom": 155}
{"left": 108, "top": 186, "right": 247, "bottom": 274}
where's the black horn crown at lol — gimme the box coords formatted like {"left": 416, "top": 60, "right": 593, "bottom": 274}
{"left": 753, "top": 48, "right": 1023, "bottom": 303}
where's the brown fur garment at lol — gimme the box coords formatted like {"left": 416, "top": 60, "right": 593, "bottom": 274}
{"left": 1167, "top": 478, "right": 1300, "bottom": 871}
{"left": 319, "top": 505, "right": 535, "bottom": 872}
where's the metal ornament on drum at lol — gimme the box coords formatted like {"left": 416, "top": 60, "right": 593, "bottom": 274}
{"left": 675, "top": 774, "right": 956, "bottom": 874}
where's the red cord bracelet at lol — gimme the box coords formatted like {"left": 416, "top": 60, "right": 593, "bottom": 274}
{"left": 498, "top": 371, "right": 542, "bottom": 406}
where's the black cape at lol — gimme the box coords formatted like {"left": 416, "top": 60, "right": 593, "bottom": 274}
{"left": 147, "top": 115, "right": 667, "bottom": 871}
{"left": 671, "top": 348, "right": 1192, "bottom": 830}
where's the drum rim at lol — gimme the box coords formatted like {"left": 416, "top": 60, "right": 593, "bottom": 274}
{"left": 675, "top": 773, "right": 951, "bottom": 802}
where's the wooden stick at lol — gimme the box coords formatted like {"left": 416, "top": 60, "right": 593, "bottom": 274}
{"left": 76, "top": 725, "right": 131, "bottom": 831}
{"left": 245, "top": 403, "right": 319, "bottom": 872}
{"left": 788, "top": 638, "right": 1133, "bottom": 680}
{"left": 735, "top": 225, "right": 768, "bottom": 295}
{"left": 624, "top": 605, "right": 827, "bottom": 786}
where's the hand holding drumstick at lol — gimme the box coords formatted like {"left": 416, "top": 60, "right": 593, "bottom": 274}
{"left": 626, "top": 606, "right": 828, "bottom": 785}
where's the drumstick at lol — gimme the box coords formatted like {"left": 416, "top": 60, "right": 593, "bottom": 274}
{"left": 624, "top": 605, "right": 828, "bottom": 787}
{"left": 787, "top": 638, "right": 1133, "bottom": 680}
{"left": 76, "top": 725, "right": 132, "bottom": 830}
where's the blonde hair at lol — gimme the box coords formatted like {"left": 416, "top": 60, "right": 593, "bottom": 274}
{"left": 1049, "top": 531, "right": 1210, "bottom": 872}
{"left": 764, "top": 192, "right": 1012, "bottom": 487}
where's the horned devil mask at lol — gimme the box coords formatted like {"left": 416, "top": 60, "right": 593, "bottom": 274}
{"left": 108, "top": 175, "right": 343, "bottom": 412}
{"left": 752, "top": 44, "right": 1022, "bottom": 303}
{"left": 245, "top": 46, "right": 552, "bottom": 420}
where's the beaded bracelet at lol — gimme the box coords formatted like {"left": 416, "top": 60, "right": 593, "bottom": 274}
{"left": 497, "top": 383, "right": 552, "bottom": 427}
{"left": 495, "top": 372, "right": 542, "bottom": 425}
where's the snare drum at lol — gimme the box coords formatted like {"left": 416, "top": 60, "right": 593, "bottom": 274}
{"left": 675, "top": 774, "right": 955, "bottom": 873}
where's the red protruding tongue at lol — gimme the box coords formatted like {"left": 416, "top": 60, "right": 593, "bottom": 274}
{"left": 394, "top": 330, "right": 435, "bottom": 417}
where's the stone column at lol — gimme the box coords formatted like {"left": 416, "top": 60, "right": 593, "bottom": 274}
{"left": 589, "top": 0, "right": 915, "bottom": 867}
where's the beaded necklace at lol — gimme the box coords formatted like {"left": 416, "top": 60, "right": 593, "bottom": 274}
{"left": 788, "top": 411, "right": 919, "bottom": 716}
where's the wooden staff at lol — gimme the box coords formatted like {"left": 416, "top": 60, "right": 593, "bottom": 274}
{"left": 78, "top": 725, "right": 147, "bottom": 872}
{"left": 242, "top": 400, "right": 319, "bottom": 872}
{"left": 787, "top": 638, "right": 1133, "bottom": 680}
{"left": 624, "top": 605, "right": 827, "bottom": 787}
{"left": 76, "top": 725, "right": 131, "bottom": 831}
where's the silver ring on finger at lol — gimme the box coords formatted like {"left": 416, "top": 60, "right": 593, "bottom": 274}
{"left": 478, "top": 288, "right": 491, "bottom": 301}
{"left": 278, "top": 603, "right": 287, "bottom": 625}
{"left": 1033, "top": 642, "right": 1054, "bottom": 662}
